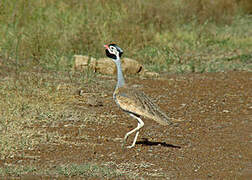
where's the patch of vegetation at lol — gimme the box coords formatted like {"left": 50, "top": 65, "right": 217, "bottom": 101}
{"left": 0, "top": 0, "right": 251, "bottom": 73}
{"left": 0, "top": 68, "right": 99, "bottom": 159}
{"left": 56, "top": 163, "right": 121, "bottom": 178}
{"left": 0, "top": 165, "right": 37, "bottom": 177}
{"left": 0, "top": 163, "right": 122, "bottom": 178}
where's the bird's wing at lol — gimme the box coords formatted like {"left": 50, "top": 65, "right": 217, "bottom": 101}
{"left": 114, "top": 86, "right": 172, "bottom": 126}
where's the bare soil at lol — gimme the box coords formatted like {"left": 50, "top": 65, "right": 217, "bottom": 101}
{"left": 1, "top": 71, "right": 252, "bottom": 179}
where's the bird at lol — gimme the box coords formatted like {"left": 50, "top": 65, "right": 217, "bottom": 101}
{"left": 104, "top": 43, "right": 173, "bottom": 148}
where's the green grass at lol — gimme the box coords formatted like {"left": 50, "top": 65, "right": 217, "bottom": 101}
{"left": 56, "top": 163, "right": 121, "bottom": 178}
{"left": 0, "top": 163, "right": 122, "bottom": 178}
{"left": 0, "top": 161, "right": 170, "bottom": 178}
{"left": 0, "top": 0, "right": 251, "bottom": 73}
{"left": 0, "top": 165, "right": 37, "bottom": 177}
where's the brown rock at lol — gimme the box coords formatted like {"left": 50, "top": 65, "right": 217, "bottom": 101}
{"left": 121, "top": 58, "right": 143, "bottom": 75}
{"left": 74, "top": 55, "right": 96, "bottom": 71}
{"left": 96, "top": 57, "right": 143, "bottom": 75}
{"left": 74, "top": 55, "right": 159, "bottom": 77}
{"left": 95, "top": 58, "right": 116, "bottom": 75}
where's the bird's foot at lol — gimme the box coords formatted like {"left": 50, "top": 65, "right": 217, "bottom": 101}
{"left": 126, "top": 144, "right": 135, "bottom": 149}
{"left": 121, "top": 142, "right": 135, "bottom": 149}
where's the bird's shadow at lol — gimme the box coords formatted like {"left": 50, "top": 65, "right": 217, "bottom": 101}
{"left": 136, "top": 138, "right": 181, "bottom": 149}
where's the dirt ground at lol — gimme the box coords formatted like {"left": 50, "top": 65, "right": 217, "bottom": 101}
{"left": 1, "top": 71, "right": 252, "bottom": 179}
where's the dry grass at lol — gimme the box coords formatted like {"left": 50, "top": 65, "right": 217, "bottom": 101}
{"left": 0, "top": 68, "right": 100, "bottom": 159}
{"left": 0, "top": 0, "right": 251, "bottom": 72}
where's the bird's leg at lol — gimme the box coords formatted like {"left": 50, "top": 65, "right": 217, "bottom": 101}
{"left": 122, "top": 123, "right": 139, "bottom": 148}
{"left": 127, "top": 129, "right": 140, "bottom": 149}
{"left": 122, "top": 114, "right": 144, "bottom": 148}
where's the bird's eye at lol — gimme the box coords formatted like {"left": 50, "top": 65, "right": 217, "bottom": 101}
{"left": 110, "top": 46, "right": 116, "bottom": 51}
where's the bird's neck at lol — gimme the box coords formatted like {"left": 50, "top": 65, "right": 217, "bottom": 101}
{"left": 115, "top": 57, "right": 125, "bottom": 88}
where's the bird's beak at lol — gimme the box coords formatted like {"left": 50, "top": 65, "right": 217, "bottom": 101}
{"left": 104, "top": 44, "right": 109, "bottom": 49}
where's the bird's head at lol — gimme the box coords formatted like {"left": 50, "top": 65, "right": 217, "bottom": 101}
{"left": 104, "top": 44, "right": 123, "bottom": 61}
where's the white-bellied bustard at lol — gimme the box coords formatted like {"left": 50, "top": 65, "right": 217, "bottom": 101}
{"left": 104, "top": 44, "right": 174, "bottom": 148}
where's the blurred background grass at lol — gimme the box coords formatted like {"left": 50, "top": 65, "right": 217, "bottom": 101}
{"left": 0, "top": 0, "right": 251, "bottom": 72}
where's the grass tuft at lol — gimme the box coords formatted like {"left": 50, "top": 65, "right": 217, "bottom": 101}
{"left": 56, "top": 163, "right": 121, "bottom": 178}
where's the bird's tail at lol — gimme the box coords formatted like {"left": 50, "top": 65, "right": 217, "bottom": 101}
{"left": 151, "top": 107, "right": 184, "bottom": 126}
{"left": 138, "top": 93, "right": 183, "bottom": 126}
